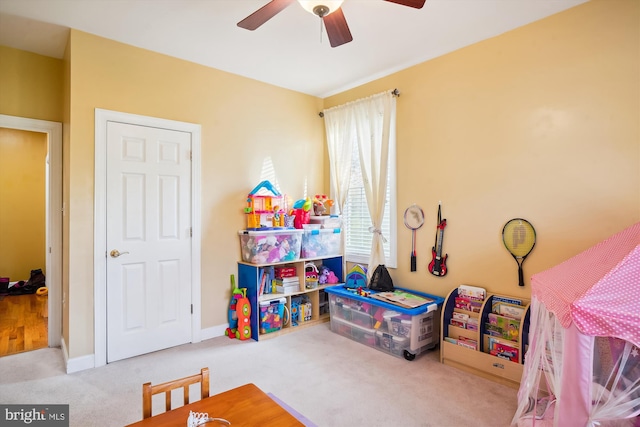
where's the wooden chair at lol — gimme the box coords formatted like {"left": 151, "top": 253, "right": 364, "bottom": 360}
{"left": 142, "top": 367, "right": 210, "bottom": 419}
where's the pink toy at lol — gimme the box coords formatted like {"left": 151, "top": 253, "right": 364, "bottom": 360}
{"left": 293, "top": 208, "right": 310, "bottom": 229}
{"left": 292, "top": 198, "right": 312, "bottom": 229}
{"left": 327, "top": 271, "right": 339, "bottom": 284}
{"left": 318, "top": 266, "right": 340, "bottom": 285}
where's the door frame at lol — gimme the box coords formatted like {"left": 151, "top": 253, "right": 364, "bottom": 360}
{"left": 94, "top": 109, "right": 201, "bottom": 367}
{"left": 0, "top": 114, "right": 63, "bottom": 348}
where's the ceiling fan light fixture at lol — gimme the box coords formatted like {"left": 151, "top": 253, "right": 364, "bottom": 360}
{"left": 298, "top": 0, "right": 344, "bottom": 17}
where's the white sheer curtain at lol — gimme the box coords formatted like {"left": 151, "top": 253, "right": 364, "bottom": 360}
{"left": 322, "top": 90, "right": 396, "bottom": 277}
{"left": 353, "top": 91, "right": 396, "bottom": 274}
{"left": 323, "top": 104, "right": 354, "bottom": 215}
{"left": 512, "top": 296, "right": 564, "bottom": 426}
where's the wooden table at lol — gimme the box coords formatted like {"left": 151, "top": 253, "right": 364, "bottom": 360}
{"left": 125, "top": 383, "right": 304, "bottom": 426}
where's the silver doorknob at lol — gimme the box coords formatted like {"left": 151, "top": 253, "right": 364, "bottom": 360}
{"left": 110, "top": 249, "right": 130, "bottom": 258}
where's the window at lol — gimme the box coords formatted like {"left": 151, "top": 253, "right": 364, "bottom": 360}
{"left": 341, "top": 136, "right": 397, "bottom": 268}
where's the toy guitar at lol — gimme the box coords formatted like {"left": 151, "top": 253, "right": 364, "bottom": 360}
{"left": 428, "top": 203, "right": 448, "bottom": 277}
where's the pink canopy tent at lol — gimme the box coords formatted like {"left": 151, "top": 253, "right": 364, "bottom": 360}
{"left": 512, "top": 222, "right": 640, "bottom": 427}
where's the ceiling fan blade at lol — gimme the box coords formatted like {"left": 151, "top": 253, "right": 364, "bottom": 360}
{"left": 323, "top": 8, "right": 353, "bottom": 48}
{"left": 237, "top": 0, "right": 296, "bottom": 30}
{"left": 384, "top": 0, "right": 426, "bottom": 9}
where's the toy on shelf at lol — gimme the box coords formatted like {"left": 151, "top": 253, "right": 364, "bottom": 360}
{"left": 301, "top": 300, "right": 312, "bottom": 321}
{"left": 244, "top": 180, "right": 287, "bottom": 230}
{"left": 225, "top": 275, "right": 252, "bottom": 340}
{"left": 345, "top": 264, "right": 368, "bottom": 289}
{"left": 291, "top": 295, "right": 312, "bottom": 326}
{"left": 305, "top": 263, "right": 319, "bottom": 289}
{"left": 319, "top": 265, "right": 339, "bottom": 285}
{"left": 291, "top": 299, "right": 301, "bottom": 326}
{"left": 312, "top": 194, "right": 334, "bottom": 216}
{"left": 259, "top": 298, "right": 288, "bottom": 334}
{"left": 292, "top": 198, "right": 312, "bottom": 229}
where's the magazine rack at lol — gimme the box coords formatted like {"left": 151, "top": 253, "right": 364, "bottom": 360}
{"left": 440, "top": 288, "right": 531, "bottom": 388}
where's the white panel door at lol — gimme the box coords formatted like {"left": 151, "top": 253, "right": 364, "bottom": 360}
{"left": 106, "top": 121, "right": 192, "bottom": 363}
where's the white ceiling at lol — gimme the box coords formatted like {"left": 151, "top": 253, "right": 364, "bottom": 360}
{"left": 0, "top": 0, "right": 588, "bottom": 97}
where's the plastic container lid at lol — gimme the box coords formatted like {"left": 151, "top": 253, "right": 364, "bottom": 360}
{"left": 302, "top": 228, "right": 341, "bottom": 235}
{"left": 238, "top": 229, "right": 303, "bottom": 235}
{"left": 302, "top": 224, "right": 321, "bottom": 230}
{"left": 260, "top": 298, "right": 286, "bottom": 306}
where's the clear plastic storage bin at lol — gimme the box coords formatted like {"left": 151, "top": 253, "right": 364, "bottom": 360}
{"left": 259, "top": 298, "right": 286, "bottom": 334}
{"left": 326, "top": 285, "right": 443, "bottom": 361}
{"left": 301, "top": 228, "right": 342, "bottom": 258}
{"left": 238, "top": 229, "right": 303, "bottom": 264}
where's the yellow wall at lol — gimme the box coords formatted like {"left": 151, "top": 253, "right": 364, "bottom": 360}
{"left": 0, "top": 128, "right": 47, "bottom": 280}
{"left": 325, "top": 0, "right": 640, "bottom": 301}
{"left": 0, "top": 46, "right": 67, "bottom": 344}
{"left": 0, "top": 45, "right": 64, "bottom": 123}
{"left": 66, "top": 30, "right": 325, "bottom": 357}
{"left": 0, "top": 0, "right": 638, "bottom": 361}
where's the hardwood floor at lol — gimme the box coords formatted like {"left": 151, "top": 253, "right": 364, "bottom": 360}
{"left": 0, "top": 293, "right": 48, "bottom": 356}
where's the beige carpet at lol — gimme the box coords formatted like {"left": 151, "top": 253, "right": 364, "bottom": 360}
{"left": 0, "top": 323, "right": 518, "bottom": 426}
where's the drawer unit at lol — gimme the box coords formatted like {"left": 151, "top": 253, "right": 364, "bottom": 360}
{"left": 386, "top": 310, "right": 437, "bottom": 351}
{"left": 375, "top": 330, "right": 410, "bottom": 358}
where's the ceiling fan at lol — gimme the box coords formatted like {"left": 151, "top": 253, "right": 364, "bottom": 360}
{"left": 237, "top": 0, "right": 426, "bottom": 48}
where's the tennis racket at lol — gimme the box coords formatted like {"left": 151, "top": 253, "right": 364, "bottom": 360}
{"left": 404, "top": 205, "right": 425, "bottom": 272}
{"left": 502, "top": 218, "right": 536, "bottom": 287}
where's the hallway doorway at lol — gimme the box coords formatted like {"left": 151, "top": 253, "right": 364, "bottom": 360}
{"left": 0, "top": 127, "right": 48, "bottom": 356}
{"left": 0, "top": 115, "right": 62, "bottom": 354}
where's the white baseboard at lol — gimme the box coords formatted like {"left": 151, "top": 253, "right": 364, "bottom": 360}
{"left": 61, "top": 325, "right": 229, "bottom": 373}
{"left": 200, "top": 323, "right": 229, "bottom": 341}
{"left": 61, "top": 336, "right": 95, "bottom": 373}
{"left": 67, "top": 354, "right": 95, "bottom": 373}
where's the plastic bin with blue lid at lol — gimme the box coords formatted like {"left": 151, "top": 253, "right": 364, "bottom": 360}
{"left": 325, "top": 285, "right": 444, "bottom": 360}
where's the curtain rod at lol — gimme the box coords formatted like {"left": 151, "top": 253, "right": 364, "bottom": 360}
{"left": 318, "top": 88, "right": 400, "bottom": 118}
